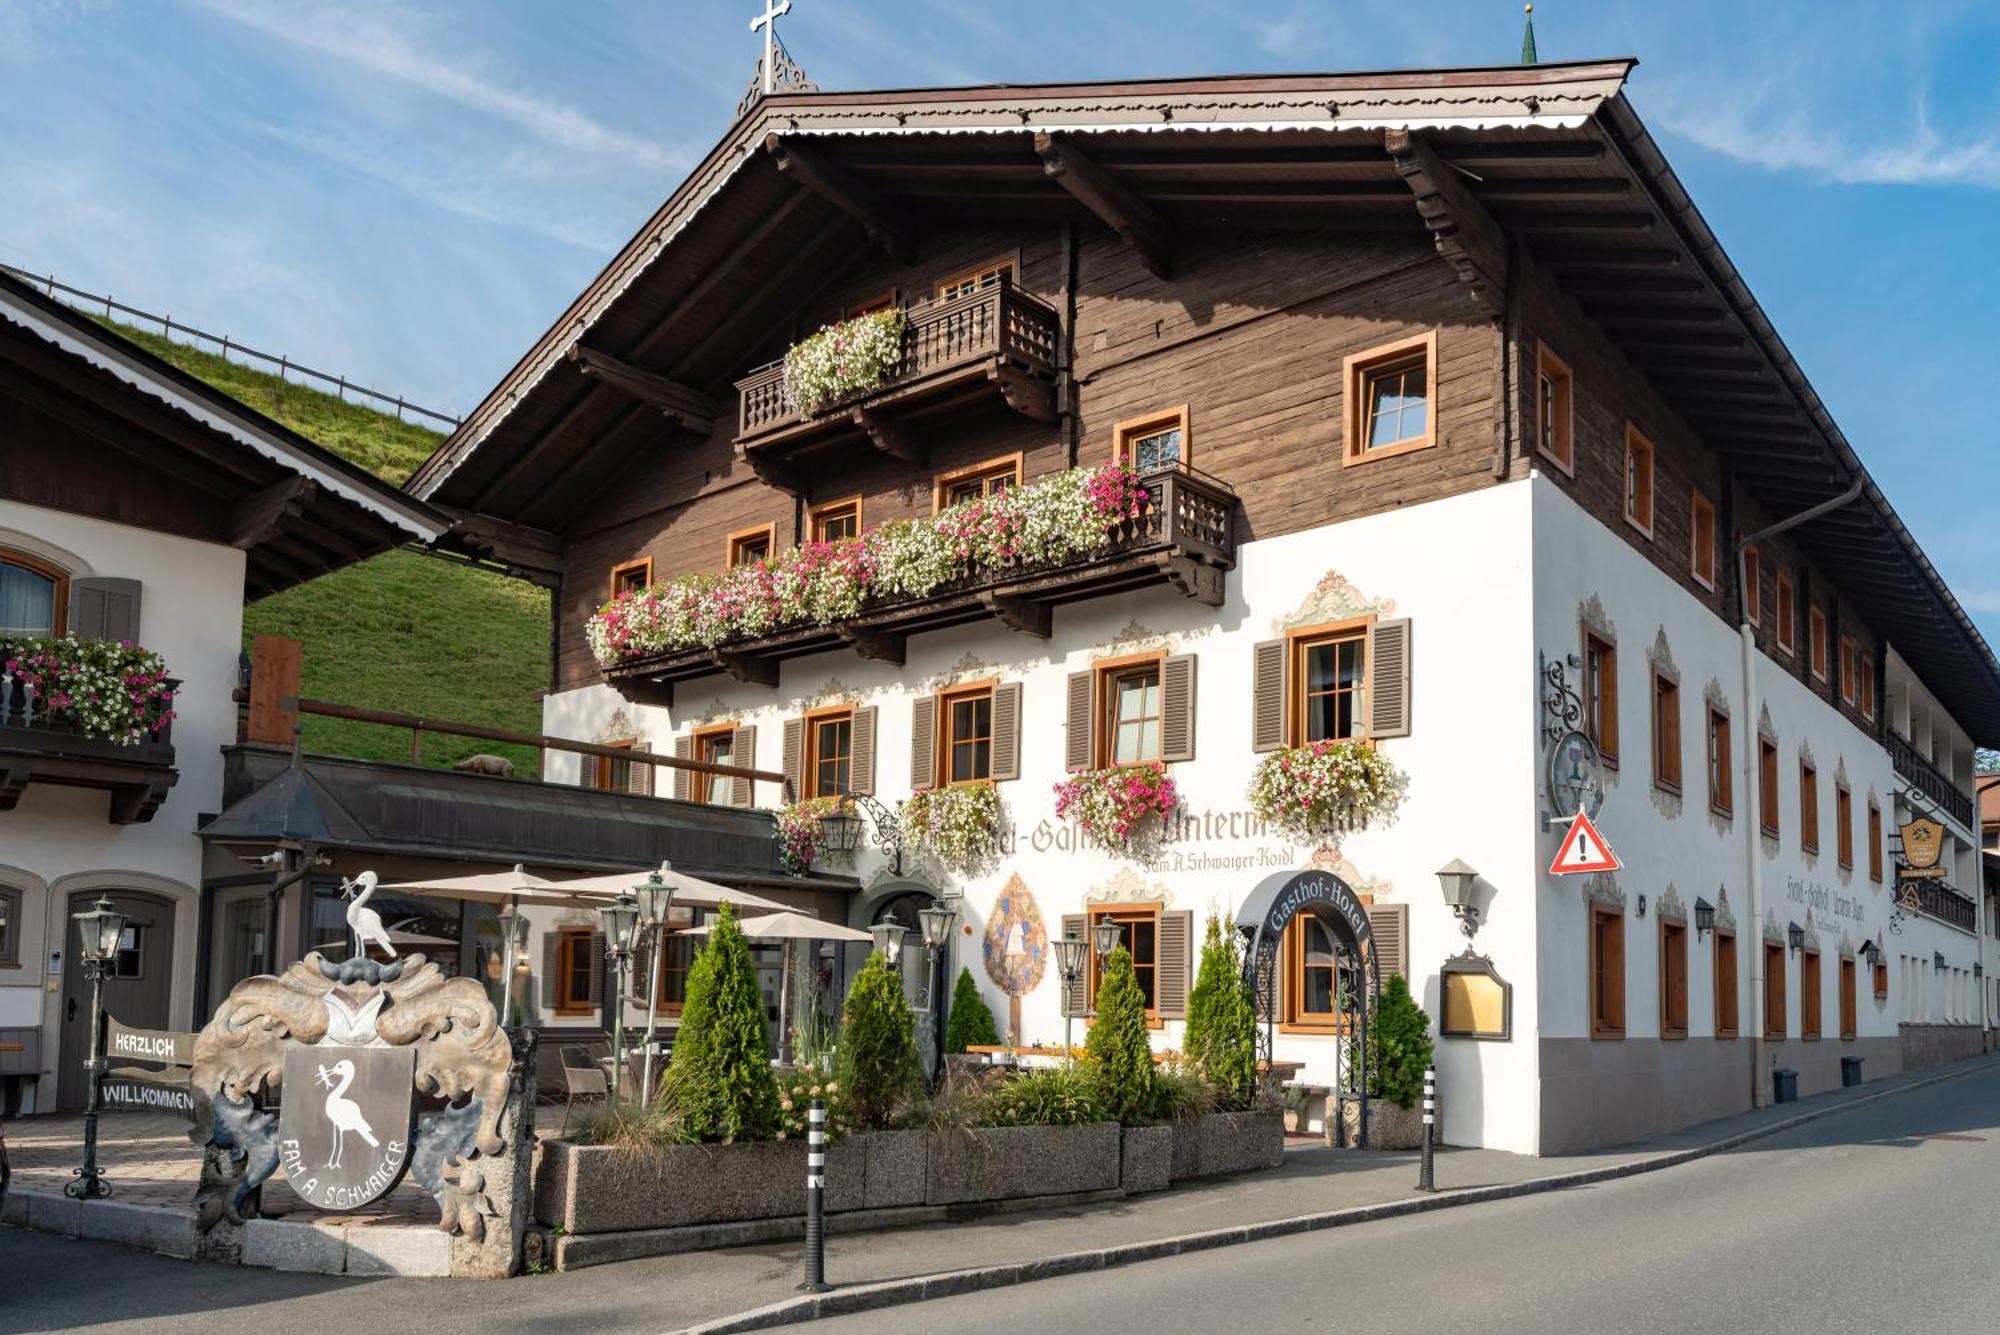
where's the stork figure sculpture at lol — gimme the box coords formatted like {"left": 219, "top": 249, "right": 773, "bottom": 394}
{"left": 313, "top": 1059, "right": 380, "bottom": 1169}
{"left": 339, "top": 871, "right": 396, "bottom": 958}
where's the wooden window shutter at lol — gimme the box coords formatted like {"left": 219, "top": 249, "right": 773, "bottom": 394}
{"left": 910, "top": 695, "right": 937, "bottom": 790}
{"left": 672, "top": 735, "right": 693, "bottom": 802}
{"left": 1369, "top": 618, "right": 1412, "bottom": 739}
{"left": 626, "top": 748, "right": 654, "bottom": 797}
{"left": 1366, "top": 903, "right": 1408, "bottom": 982}
{"left": 1158, "top": 910, "right": 1193, "bottom": 1019}
{"left": 1252, "top": 639, "right": 1286, "bottom": 752}
{"left": 729, "top": 725, "right": 756, "bottom": 807}
{"left": 540, "top": 931, "right": 560, "bottom": 1009}
{"left": 1065, "top": 671, "right": 1095, "bottom": 771}
{"left": 69, "top": 577, "right": 142, "bottom": 643}
{"left": 782, "top": 717, "right": 805, "bottom": 801}
{"left": 1161, "top": 654, "right": 1197, "bottom": 763}
{"left": 1061, "top": 914, "right": 1087, "bottom": 1015}
{"left": 588, "top": 932, "right": 606, "bottom": 1006}
{"left": 850, "top": 706, "right": 878, "bottom": 796}
{"left": 990, "top": 682, "right": 1022, "bottom": 782}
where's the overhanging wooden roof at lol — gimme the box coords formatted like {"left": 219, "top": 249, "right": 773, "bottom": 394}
{"left": 408, "top": 60, "right": 2000, "bottom": 742}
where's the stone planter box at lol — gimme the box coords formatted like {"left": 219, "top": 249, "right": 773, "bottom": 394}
{"left": 535, "top": 1136, "right": 869, "bottom": 1234}
{"left": 1336, "top": 1096, "right": 1434, "bottom": 1150}
{"left": 925, "top": 1122, "right": 1122, "bottom": 1205}
{"left": 1170, "top": 1109, "right": 1285, "bottom": 1180}
{"left": 1120, "top": 1124, "right": 1174, "bottom": 1194}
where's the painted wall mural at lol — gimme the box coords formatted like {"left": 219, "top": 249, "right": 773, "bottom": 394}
{"left": 1274, "top": 568, "right": 1395, "bottom": 635}
{"left": 982, "top": 873, "right": 1048, "bottom": 999}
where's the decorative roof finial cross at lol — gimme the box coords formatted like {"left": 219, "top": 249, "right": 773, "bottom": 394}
{"left": 739, "top": 0, "right": 817, "bottom": 118}
{"left": 751, "top": 0, "right": 792, "bottom": 96}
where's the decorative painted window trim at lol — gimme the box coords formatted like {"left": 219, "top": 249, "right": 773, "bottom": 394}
{"left": 1534, "top": 341, "right": 1574, "bottom": 476}
{"left": 1342, "top": 330, "right": 1438, "bottom": 466}
{"left": 1623, "top": 423, "right": 1655, "bottom": 539}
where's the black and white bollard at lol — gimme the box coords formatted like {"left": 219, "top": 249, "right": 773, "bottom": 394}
{"left": 1416, "top": 1066, "right": 1436, "bottom": 1193}
{"left": 800, "top": 1098, "right": 830, "bottom": 1293}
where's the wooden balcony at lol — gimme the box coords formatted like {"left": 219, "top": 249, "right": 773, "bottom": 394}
{"left": 0, "top": 676, "right": 178, "bottom": 823}
{"left": 1887, "top": 730, "right": 1974, "bottom": 829}
{"left": 606, "top": 466, "right": 1237, "bottom": 703}
{"left": 734, "top": 282, "right": 1061, "bottom": 480}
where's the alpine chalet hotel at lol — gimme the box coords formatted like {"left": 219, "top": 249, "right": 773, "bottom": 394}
{"left": 411, "top": 59, "right": 1999, "bottom": 1154}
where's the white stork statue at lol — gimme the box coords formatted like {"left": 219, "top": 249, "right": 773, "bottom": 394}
{"left": 339, "top": 871, "right": 396, "bottom": 958}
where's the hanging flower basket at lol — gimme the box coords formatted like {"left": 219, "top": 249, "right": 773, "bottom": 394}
{"left": 775, "top": 796, "right": 853, "bottom": 876}
{"left": 1052, "top": 762, "right": 1178, "bottom": 852}
{"left": 903, "top": 782, "right": 1002, "bottom": 869}
{"left": 1247, "top": 740, "right": 1404, "bottom": 843}
{"left": 783, "top": 308, "right": 909, "bottom": 417}
{"left": 0, "top": 636, "right": 176, "bottom": 745}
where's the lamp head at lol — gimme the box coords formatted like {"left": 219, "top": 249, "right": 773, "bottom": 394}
{"left": 918, "top": 899, "right": 956, "bottom": 951}
{"left": 73, "top": 895, "right": 128, "bottom": 966}
{"left": 1091, "top": 918, "right": 1124, "bottom": 959}
{"left": 870, "top": 920, "right": 908, "bottom": 961}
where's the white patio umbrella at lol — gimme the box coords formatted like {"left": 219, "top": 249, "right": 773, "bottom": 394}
{"left": 538, "top": 863, "right": 788, "bottom": 913}
{"left": 681, "top": 912, "right": 873, "bottom": 1065}
{"left": 312, "top": 927, "right": 460, "bottom": 953}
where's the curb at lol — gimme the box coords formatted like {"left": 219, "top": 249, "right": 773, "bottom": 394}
{"left": 674, "top": 1055, "right": 2000, "bottom": 1334}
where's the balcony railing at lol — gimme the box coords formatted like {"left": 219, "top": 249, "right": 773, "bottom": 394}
{"left": 736, "top": 281, "right": 1061, "bottom": 448}
{"left": 1887, "top": 730, "right": 1974, "bottom": 829}
{"left": 1902, "top": 878, "right": 1978, "bottom": 935}
{"left": 0, "top": 673, "right": 178, "bottom": 823}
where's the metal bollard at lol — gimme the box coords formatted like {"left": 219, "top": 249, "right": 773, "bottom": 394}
{"left": 800, "top": 1099, "right": 830, "bottom": 1293}
{"left": 1416, "top": 1066, "right": 1436, "bottom": 1193}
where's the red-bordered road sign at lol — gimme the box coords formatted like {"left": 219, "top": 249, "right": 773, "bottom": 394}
{"left": 1550, "top": 809, "right": 1620, "bottom": 875}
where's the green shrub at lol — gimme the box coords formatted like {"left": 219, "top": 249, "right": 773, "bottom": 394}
{"left": 1085, "top": 945, "right": 1157, "bottom": 1125}
{"left": 569, "top": 1100, "right": 695, "bottom": 1152}
{"left": 979, "top": 1066, "right": 1108, "bottom": 1127}
{"left": 1148, "top": 1060, "right": 1217, "bottom": 1124}
{"left": 1369, "top": 973, "right": 1434, "bottom": 1109}
{"left": 1182, "top": 915, "right": 1257, "bottom": 1110}
{"left": 835, "top": 953, "right": 924, "bottom": 1129}
{"left": 943, "top": 967, "right": 1001, "bottom": 1053}
{"left": 660, "top": 902, "right": 779, "bottom": 1142}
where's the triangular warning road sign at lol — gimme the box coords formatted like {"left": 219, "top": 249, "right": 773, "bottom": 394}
{"left": 1550, "top": 808, "right": 1620, "bottom": 875}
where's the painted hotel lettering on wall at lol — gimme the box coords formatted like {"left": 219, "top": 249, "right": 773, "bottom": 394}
{"left": 1017, "top": 805, "right": 1299, "bottom": 862}
{"left": 1784, "top": 876, "right": 1865, "bottom": 924}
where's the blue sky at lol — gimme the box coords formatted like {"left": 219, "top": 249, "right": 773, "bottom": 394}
{"left": 4, "top": 1, "right": 1998, "bottom": 630}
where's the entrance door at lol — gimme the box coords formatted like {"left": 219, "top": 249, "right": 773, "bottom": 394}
{"left": 58, "top": 890, "right": 177, "bottom": 1110}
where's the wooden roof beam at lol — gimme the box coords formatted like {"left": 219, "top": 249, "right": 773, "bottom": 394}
{"left": 439, "top": 509, "right": 565, "bottom": 583}
{"left": 231, "top": 476, "right": 320, "bottom": 550}
{"left": 1034, "top": 132, "right": 1173, "bottom": 280}
{"left": 566, "top": 345, "right": 715, "bottom": 435}
{"left": 766, "top": 133, "right": 915, "bottom": 263}
{"left": 1384, "top": 128, "right": 1508, "bottom": 322}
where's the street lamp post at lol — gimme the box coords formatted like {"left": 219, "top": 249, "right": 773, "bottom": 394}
{"left": 67, "top": 895, "right": 127, "bottom": 1201}
{"left": 635, "top": 866, "right": 677, "bottom": 1108}
{"left": 599, "top": 897, "right": 641, "bottom": 1105}
{"left": 918, "top": 899, "right": 957, "bottom": 1084}
{"left": 1053, "top": 933, "right": 1089, "bottom": 1060}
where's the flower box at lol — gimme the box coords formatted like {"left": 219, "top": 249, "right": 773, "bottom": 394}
{"left": 1052, "top": 761, "right": 1178, "bottom": 851}
{"left": 1246, "top": 740, "right": 1404, "bottom": 842}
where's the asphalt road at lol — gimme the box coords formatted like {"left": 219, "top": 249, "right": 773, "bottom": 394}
{"left": 2, "top": 1065, "right": 1998, "bottom": 1335}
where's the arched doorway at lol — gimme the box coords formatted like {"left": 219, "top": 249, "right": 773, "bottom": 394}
{"left": 58, "top": 888, "right": 178, "bottom": 1110}
{"left": 1236, "top": 869, "right": 1379, "bottom": 1146}
{"left": 859, "top": 878, "right": 949, "bottom": 1078}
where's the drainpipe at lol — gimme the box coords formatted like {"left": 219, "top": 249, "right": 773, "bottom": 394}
{"left": 1735, "top": 473, "right": 1865, "bottom": 1106}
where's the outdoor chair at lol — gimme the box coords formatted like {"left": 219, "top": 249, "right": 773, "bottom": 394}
{"left": 559, "top": 1043, "right": 610, "bottom": 1135}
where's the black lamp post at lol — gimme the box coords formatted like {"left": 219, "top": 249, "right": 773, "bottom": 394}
{"left": 918, "top": 899, "right": 957, "bottom": 1083}
{"left": 1693, "top": 896, "right": 1717, "bottom": 941}
{"left": 67, "top": 895, "right": 127, "bottom": 1201}
{"left": 634, "top": 868, "right": 677, "bottom": 1107}
{"left": 599, "top": 896, "right": 641, "bottom": 1104}
{"left": 1053, "top": 933, "right": 1089, "bottom": 1058}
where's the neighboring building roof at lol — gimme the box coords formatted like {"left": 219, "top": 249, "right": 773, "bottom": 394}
{"left": 1, "top": 271, "right": 445, "bottom": 596}
{"left": 1979, "top": 780, "right": 2000, "bottom": 829}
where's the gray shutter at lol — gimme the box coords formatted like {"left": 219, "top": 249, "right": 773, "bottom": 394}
{"left": 672, "top": 735, "right": 692, "bottom": 802}
{"left": 729, "top": 725, "right": 756, "bottom": 807}
{"left": 910, "top": 695, "right": 937, "bottom": 791}
{"left": 588, "top": 932, "right": 606, "bottom": 1006}
{"left": 1158, "top": 910, "right": 1192, "bottom": 1019}
{"left": 1065, "top": 671, "right": 1095, "bottom": 772}
{"left": 1161, "top": 654, "right": 1196, "bottom": 763}
{"left": 540, "top": 931, "right": 559, "bottom": 1010}
{"left": 990, "top": 682, "right": 1022, "bottom": 782}
{"left": 69, "top": 577, "right": 142, "bottom": 643}
{"left": 1252, "top": 639, "right": 1286, "bottom": 752}
{"left": 1061, "top": 914, "right": 1087, "bottom": 1016}
{"left": 626, "top": 748, "right": 654, "bottom": 797}
{"left": 1366, "top": 903, "right": 1408, "bottom": 984}
{"left": 850, "top": 706, "right": 877, "bottom": 796}
{"left": 1369, "top": 618, "right": 1412, "bottom": 740}
{"left": 782, "top": 717, "right": 805, "bottom": 801}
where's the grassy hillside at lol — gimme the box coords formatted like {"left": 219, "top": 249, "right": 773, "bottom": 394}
{"left": 104, "top": 320, "right": 550, "bottom": 772}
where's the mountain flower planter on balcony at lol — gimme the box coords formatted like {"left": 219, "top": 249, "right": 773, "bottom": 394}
{"left": 0, "top": 639, "right": 179, "bottom": 822}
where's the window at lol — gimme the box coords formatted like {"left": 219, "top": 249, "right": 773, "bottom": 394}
{"left": 1112, "top": 407, "right": 1188, "bottom": 472}
{"left": 1799, "top": 759, "right": 1819, "bottom": 854}
{"left": 1283, "top": 914, "right": 1354, "bottom": 1030}
{"left": 844, "top": 290, "right": 899, "bottom": 317}
{"left": 1839, "top": 635, "right": 1857, "bottom": 705}
{"left": 1292, "top": 623, "right": 1368, "bottom": 745}
{"left": 1801, "top": 948, "right": 1822, "bottom": 1040}
{"left": 1868, "top": 800, "right": 1883, "bottom": 883}
{"left": 1714, "top": 930, "right": 1739, "bottom": 1037}
{"left": 1535, "top": 343, "right": 1574, "bottom": 473}
{"left": 0, "top": 885, "right": 17, "bottom": 967}
{"left": 1860, "top": 656, "right": 1877, "bottom": 721}
{"left": 937, "top": 256, "right": 1015, "bottom": 302}
{"left": 608, "top": 557, "right": 652, "bottom": 600}
{"left": 1706, "top": 708, "right": 1733, "bottom": 816}
{"left": 1651, "top": 672, "right": 1681, "bottom": 794}
{"left": 1098, "top": 656, "right": 1163, "bottom": 765}
{"left": 1809, "top": 605, "right": 1829, "bottom": 681}
{"left": 1839, "top": 956, "right": 1857, "bottom": 1039}
{"left": 1764, "top": 942, "right": 1786, "bottom": 1038}
{"left": 935, "top": 455, "right": 1022, "bottom": 511}
{"left": 1623, "top": 424, "right": 1655, "bottom": 536}
{"left": 1759, "top": 739, "right": 1780, "bottom": 837}
{"left": 806, "top": 709, "right": 854, "bottom": 798}
{"left": 591, "top": 739, "right": 636, "bottom": 791}
{"left": 1660, "top": 918, "right": 1688, "bottom": 1039}
{"left": 554, "top": 927, "right": 596, "bottom": 1016}
{"left": 1589, "top": 904, "right": 1625, "bottom": 1039}
{"left": 809, "top": 497, "right": 862, "bottom": 545}
{"left": 1743, "top": 545, "right": 1762, "bottom": 626}
{"left": 1836, "top": 785, "right": 1853, "bottom": 870}
{"left": 726, "top": 525, "right": 775, "bottom": 568}
{"left": 693, "top": 725, "right": 736, "bottom": 804}
{"left": 0, "top": 549, "right": 66, "bottom": 636}
{"left": 1775, "top": 571, "right": 1796, "bottom": 655}
{"left": 650, "top": 923, "right": 699, "bottom": 1014}
{"left": 1088, "top": 905, "right": 1160, "bottom": 1019}
{"left": 940, "top": 684, "right": 994, "bottom": 784}
{"left": 1343, "top": 332, "right": 1437, "bottom": 463}
{"left": 1873, "top": 957, "right": 1889, "bottom": 1001}
{"left": 1690, "top": 491, "right": 1717, "bottom": 589}
{"left": 1583, "top": 630, "right": 1619, "bottom": 766}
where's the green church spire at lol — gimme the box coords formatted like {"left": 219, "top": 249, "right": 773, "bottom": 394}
{"left": 1521, "top": 3, "right": 1539, "bottom": 65}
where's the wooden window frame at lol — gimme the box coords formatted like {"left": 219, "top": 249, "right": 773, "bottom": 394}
{"left": 1714, "top": 929, "right": 1740, "bottom": 1038}
{"left": 1706, "top": 707, "right": 1733, "bottom": 817}
{"left": 1281, "top": 913, "right": 1352, "bottom": 1034}
{"left": 0, "top": 547, "right": 69, "bottom": 636}
{"left": 938, "top": 680, "right": 997, "bottom": 786}
{"left": 1867, "top": 800, "right": 1883, "bottom": 883}
{"left": 1623, "top": 423, "right": 1656, "bottom": 538}
{"left": 590, "top": 738, "right": 635, "bottom": 792}
{"left": 1800, "top": 947, "right": 1822, "bottom": 1040}
{"left": 1764, "top": 941, "right": 1787, "bottom": 1039}
{"left": 1836, "top": 784, "right": 1854, "bottom": 870}
{"left": 1809, "top": 605, "right": 1829, "bottom": 682}
{"left": 804, "top": 705, "right": 856, "bottom": 800}
{"left": 1689, "top": 490, "right": 1717, "bottom": 590}
{"left": 1343, "top": 330, "right": 1439, "bottom": 465}
{"left": 1838, "top": 635, "right": 1857, "bottom": 705}
{"left": 1095, "top": 651, "right": 1166, "bottom": 769}
{"left": 1111, "top": 406, "right": 1190, "bottom": 471}
{"left": 1086, "top": 903, "right": 1164, "bottom": 1027}
{"left": 932, "top": 454, "right": 1024, "bottom": 513}
{"left": 1743, "top": 545, "right": 1762, "bottom": 627}
{"left": 1582, "top": 627, "right": 1619, "bottom": 769}
{"left": 608, "top": 557, "right": 653, "bottom": 600}
{"left": 1873, "top": 958, "right": 1889, "bottom": 1001}
{"left": 650, "top": 923, "right": 699, "bottom": 1016}
{"left": 1839, "top": 955, "right": 1857, "bottom": 1040}
{"left": 692, "top": 723, "right": 737, "bottom": 805}
{"left": 0, "top": 884, "right": 20, "bottom": 967}
{"left": 1799, "top": 759, "right": 1819, "bottom": 855}
{"left": 1589, "top": 902, "right": 1626, "bottom": 1040}
{"left": 1759, "top": 739, "right": 1781, "bottom": 838}
{"left": 1860, "top": 656, "right": 1877, "bottom": 721}
{"left": 1659, "top": 915, "right": 1689, "bottom": 1040}
{"left": 1651, "top": 670, "right": 1681, "bottom": 796}
{"left": 1534, "top": 342, "right": 1574, "bottom": 475}
{"left": 1287, "top": 617, "right": 1372, "bottom": 748}
{"left": 553, "top": 926, "right": 596, "bottom": 1017}
{"left": 808, "top": 496, "right": 863, "bottom": 546}
{"left": 935, "top": 253, "right": 1019, "bottom": 302}
{"left": 1775, "top": 570, "right": 1796, "bottom": 655}
{"left": 725, "top": 524, "right": 777, "bottom": 569}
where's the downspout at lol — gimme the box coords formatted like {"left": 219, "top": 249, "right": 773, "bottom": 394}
{"left": 1735, "top": 473, "right": 1865, "bottom": 1106}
